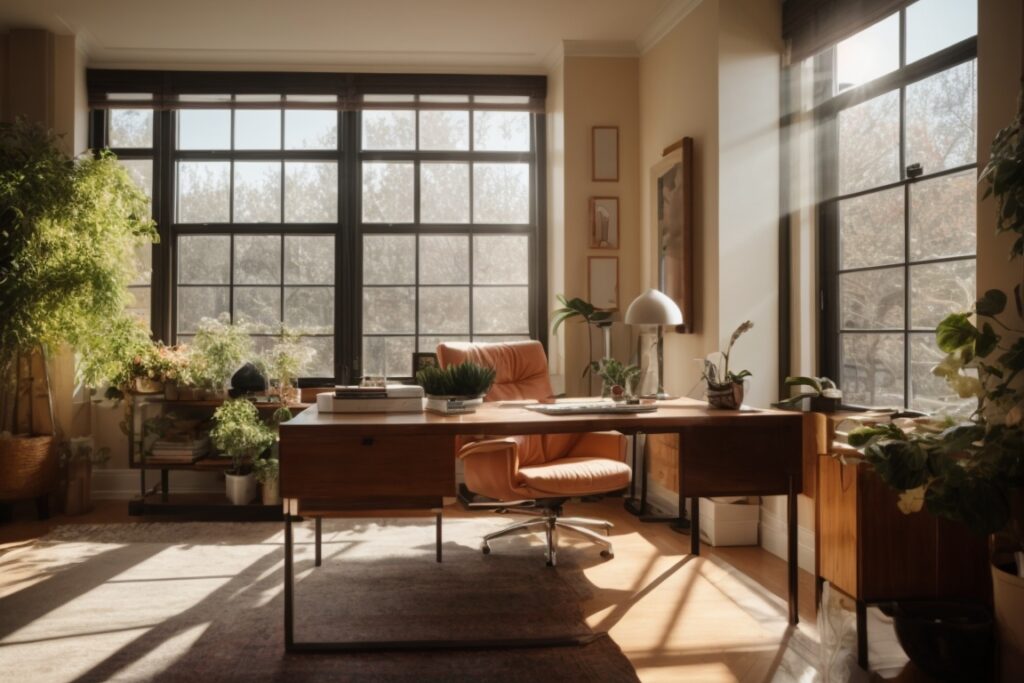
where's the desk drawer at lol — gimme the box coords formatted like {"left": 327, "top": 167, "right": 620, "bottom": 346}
{"left": 280, "top": 434, "right": 455, "bottom": 500}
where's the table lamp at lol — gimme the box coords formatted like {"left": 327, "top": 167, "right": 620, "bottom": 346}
{"left": 624, "top": 288, "right": 683, "bottom": 400}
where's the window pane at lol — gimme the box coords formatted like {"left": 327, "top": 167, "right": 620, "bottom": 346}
{"left": 835, "top": 14, "right": 900, "bottom": 92}
{"left": 838, "top": 91, "right": 900, "bottom": 195}
{"left": 177, "top": 287, "right": 230, "bottom": 334}
{"left": 284, "top": 110, "right": 338, "bottom": 150}
{"left": 363, "top": 287, "right": 415, "bottom": 334}
{"left": 473, "top": 163, "right": 529, "bottom": 224}
{"left": 839, "top": 187, "right": 904, "bottom": 269}
{"left": 177, "top": 161, "right": 230, "bottom": 223}
{"left": 906, "top": 60, "right": 977, "bottom": 174}
{"left": 234, "top": 235, "right": 281, "bottom": 285}
{"left": 284, "top": 235, "right": 335, "bottom": 284}
{"left": 907, "top": 0, "right": 977, "bottom": 64}
{"left": 473, "top": 111, "right": 530, "bottom": 151}
{"left": 284, "top": 162, "right": 337, "bottom": 223}
{"left": 178, "top": 110, "right": 231, "bottom": 150}
{"left": 126, "top": 286, "right": 151, "bottom": 326}
{"left": 909, "top": 333, "right": 975, "bottom": 415}
{"left": 362, "top": 336, "right": 414, "bottom": 378}
{"left": 178, "top": 235, "right": 230, "bottom": 284}
{"left": 840, "top": 268, "right": 904, "bottom": 330}
{"left": 109, "top": 109, "right": 153, "bottom": 148}
{"left": 473, "top": 235, "right": 529, "bottom": 284}
{"left": 363, "top": 235, "right": 415, "bottom": 285}
{"left": 910, "top": 259, "right": 975, "bottom": 329}
{"left": 235, "top": 109, "right": 281, "bottom": 150}
{"left": 301, "top": 335, "right": 334, "bottom": 377}
{"left": 910, "top": 170, "right": 976, "bottom": 261}
{"left": 473, "top": 286, "right": 529, "bottom": 334}
{"left": 284, "top": 287, "right": 334, "bottom": 334}
{"left": 419, "top": 286, "right": 469, "bottom": 334}
{"left": 235, "top": 287, "right": 281, "bottom": 333}
{"left": 362, "top": 162, "right": 414, "bottom": 223}
{"left": 420, "top": 235, "right": 468, "bottom": 285}
{"left": 234, "top": 161, "right": 282, "bottom": 223}
{"left": 361, "top": 110, "right": 415, "bottom": 150}
{"left": 419, "top": 110, "right": 469, "bottom": 150}
{"left": 420, "top": 162, "right": 469, "bottom": 224}
{"left": 132, "top": 244, "right": 152, "bottom": 286}
{"left": 840, "top": 333, "right": 904, "bottom": 407}
{"left": 119, "top": 159, "right": 153, "bottom": 200}
{"left": 418, "top": 335, "right": 470, "bottom": 353}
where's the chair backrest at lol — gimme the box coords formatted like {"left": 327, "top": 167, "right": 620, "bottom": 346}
{"left": 436, "top": 341, "right": 553, "bottom": 402}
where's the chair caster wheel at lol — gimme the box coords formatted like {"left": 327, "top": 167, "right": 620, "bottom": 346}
{"left": 600, "top": 550, "right": 614, "bottom": 559}
{"left": 481, "top": 544, "right": 491, "bottom": 554}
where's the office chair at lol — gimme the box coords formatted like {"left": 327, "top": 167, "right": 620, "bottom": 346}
{"left": 437, "top": 341, "right": 630, "bottom": 566}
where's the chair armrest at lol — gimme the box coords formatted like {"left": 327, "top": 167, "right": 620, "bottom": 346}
{"left": 567, "top": 431, "right": 627, "bottom": 462}
{"left": 458, "top": 437, "right": 523, "bottom": 499}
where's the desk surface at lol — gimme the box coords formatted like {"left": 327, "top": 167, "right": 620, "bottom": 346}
{"left": 282, "top": 397, "right": 800, "bottom": 436}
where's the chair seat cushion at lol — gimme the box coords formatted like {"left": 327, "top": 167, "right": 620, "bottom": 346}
{"left": 516, "top": 456, "right": 631, "bottom": 497}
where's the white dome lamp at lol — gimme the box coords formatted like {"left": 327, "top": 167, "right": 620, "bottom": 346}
{"left": 624, "top": 288, "right": 683, "bottom": 400}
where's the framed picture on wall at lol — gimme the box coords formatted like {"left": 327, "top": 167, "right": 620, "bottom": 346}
{"left": 589, "top": 197, "right": 619, "bottom": 249}
{"left": 651, "top": 137, "right": 694, "bottom": 333}
{"left": 588, "top": 256, "right": 619, "bottom": 311}
{"left": 592, "top": 126, "right": 619, "bottom": 181}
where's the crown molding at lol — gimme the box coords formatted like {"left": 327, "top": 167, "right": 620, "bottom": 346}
{"left": 544, "top": 39, "right": 639, "bottom": 72}
{"left": 636, "top": 0, "right": 704, "bottom": 54}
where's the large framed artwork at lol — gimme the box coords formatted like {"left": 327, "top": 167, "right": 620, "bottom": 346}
{"left": 651, "top": 137, "right": 694, "bottom": 333}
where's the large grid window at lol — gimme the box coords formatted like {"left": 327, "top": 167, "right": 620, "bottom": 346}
{"left": 91, "top": 77, "right": 545, "bottom": 383}
{"left": 358, "top": 96, "right": 536, "bottom": 377}
{"left": 819, "top": 0, "right": 978, "bottom": 414}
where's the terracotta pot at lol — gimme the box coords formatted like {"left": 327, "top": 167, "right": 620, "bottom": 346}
{"left": 224, "top": 472, "right": 256, "bottom": 505}
{"left": 0, "top": 435, "right": 57, "bottom": 501}
{"left": 706, "top": 382, "right": 744, "bottom": 410}
{"left": 993, "top": 562, "right": 1024, "bottom": 682}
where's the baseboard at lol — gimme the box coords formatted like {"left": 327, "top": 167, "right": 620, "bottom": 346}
{"left": 759, "top": 505, "right": 815, "bottom": 573}
{"left": 92, "top": 468, "right": 223, "bottom": 500}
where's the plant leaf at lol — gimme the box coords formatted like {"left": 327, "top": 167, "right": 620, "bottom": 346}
{"left": 975, "top": 289, "right": 1007, "bottom": 316}
{"left": 935, "top": 312, "right": 977, "bottom": 353}
{"left": 784, "top": 376, "right": 821, "bottom": 394}
{"left": 976, "top": 322, "right": 999, "bottom": 358}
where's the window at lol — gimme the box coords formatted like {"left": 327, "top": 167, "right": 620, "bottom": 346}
{"left": 819, "top": 0, "right": 977, "bottom": 414}
{"left": 91, "top": 77, "right": 545, "bottom": 382}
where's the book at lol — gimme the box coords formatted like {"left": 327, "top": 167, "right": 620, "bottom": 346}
{"left": 317, "top": 393, "right": 424, "bottom": 413}
{"left": 333, "top": 385, "right": 424, "bottom": 399}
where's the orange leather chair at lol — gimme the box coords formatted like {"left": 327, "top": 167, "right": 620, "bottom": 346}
{"left": 437, "top": 341, "right": 630, "bottom": 566}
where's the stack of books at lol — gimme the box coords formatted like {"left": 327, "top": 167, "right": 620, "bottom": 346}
{"left": 148, "top": 436, "right": 210, "bottom": 464}
{"left": 318, "top": 385, "right": 425, "bottom": 413}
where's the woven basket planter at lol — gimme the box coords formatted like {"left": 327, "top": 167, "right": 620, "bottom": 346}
{"left": 0, "top": 434, "right": 57, "bottom": 501}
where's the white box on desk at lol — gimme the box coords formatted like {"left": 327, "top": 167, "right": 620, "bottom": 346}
{"left": 698, "top": 498, "right": 760, "bottom": 547}
{"left": 316, "top": 393, "right": 424, "bottom": 413}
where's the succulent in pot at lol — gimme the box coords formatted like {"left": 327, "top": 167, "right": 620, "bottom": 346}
{"left": 210, "top": 398, "right": 275, "bottom": 505}
{"left": 416, "top": 361, "right": 496, "bottom": 415}
{"left": 701, "top": 321, "right": 754, "bottom": 410}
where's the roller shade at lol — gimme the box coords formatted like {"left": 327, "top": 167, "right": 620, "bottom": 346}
{"left": 784, "top": 0, "right": 910, "bottom": 62}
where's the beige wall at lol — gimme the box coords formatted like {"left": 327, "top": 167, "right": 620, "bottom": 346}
{"left": 546, "top": 58, "right": 567, "bottom": 392}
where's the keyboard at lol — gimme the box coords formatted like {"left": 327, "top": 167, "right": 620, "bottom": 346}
{"left": 524, "top": 401, "right": 658, "bottom": 415}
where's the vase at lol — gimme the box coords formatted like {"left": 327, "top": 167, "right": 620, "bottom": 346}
{"left": 424, "top": 395, "right": 484, "bottom": 415}
{"left": 261, "top": 478, "right": 281, "bottom": 506}
{"left": 706, "top": 382, "right": 744, "bottom": 409}
{"left": 224, "top": 472, "right": 256, "bottom": 505}
{"left": 808, "top": 395, "right": 841, "bottom": 413}
{"left": 891, "top": 600, "right": 993, "bottom": 681}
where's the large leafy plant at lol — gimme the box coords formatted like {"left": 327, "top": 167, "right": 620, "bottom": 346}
{"left": 551, "top": 294, "right": 613, "bottom": 387}
{"left": 189, "top": 315, "right": 253, "bottom": 391}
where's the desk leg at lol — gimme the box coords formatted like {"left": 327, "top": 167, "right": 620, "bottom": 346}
{"left": 435, "top": 509, "right": 442, "bottom": 563}
{"left": 284, "top": 509, "right": 294, "bottom": 651}
{"left": 690, "top": 497, "right": 700, "bottom": 556}
{"left": 315, "top": 517, "right": 322, "bottom": 567}
{"left": 788, "top": 474, "right": 799, "bottom": 625}
{"left": 856, "top": 599, "right": 868, "bottom": 670}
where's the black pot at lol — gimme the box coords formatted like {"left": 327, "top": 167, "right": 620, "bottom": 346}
{"left": 891, "top": 601, "right": 993, "bottom": 681}
{"left": 807, "top": 395, "right": 841, "bottom": 413}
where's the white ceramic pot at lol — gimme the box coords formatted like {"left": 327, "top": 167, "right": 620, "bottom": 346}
{"left": 261, "top": 478, "right": 281, "bottom": 506}
{"left": 224, "top": 472, "right": 256, "bottom": 505}
{"left": 993, "top": 561, "right": 1024, "bottom": 682}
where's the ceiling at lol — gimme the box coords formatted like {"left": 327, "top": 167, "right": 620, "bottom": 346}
{"left": 0, "top": 0, "right": 699, "bottom": 73}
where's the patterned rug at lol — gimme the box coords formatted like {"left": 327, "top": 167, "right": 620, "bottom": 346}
{"left": 0, "top": 518, "right": 639, "bottom": 682}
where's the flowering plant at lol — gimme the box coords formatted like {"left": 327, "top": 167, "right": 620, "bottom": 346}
{"left": 145, "top": 344, "right": 192, "bottom": 384}
{"left": 701, "top": 320, "right": 754, "bottom": 388}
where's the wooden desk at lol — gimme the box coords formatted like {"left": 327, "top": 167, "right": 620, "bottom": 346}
{"left": 279, "top": 397, "right": 803, "bottom": 651}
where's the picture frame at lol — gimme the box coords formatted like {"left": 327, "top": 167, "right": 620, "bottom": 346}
{"left": 588, "top": 256, "right": 619, "bottom": 311}
{"left": 652, "top": 137, "right": 694, "bottom": 333}
{"left": 411, "top": 351, "right": 438, "bottom": 379}
{"left": 592, "top": 126, "right": 619, "bottom": 182}
{"left": 589, "top": 197, "right": 619, "bottom": 249}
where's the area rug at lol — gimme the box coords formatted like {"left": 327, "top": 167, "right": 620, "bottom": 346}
{"left": 0, "top": 518, "right": 639, "bottom": 682}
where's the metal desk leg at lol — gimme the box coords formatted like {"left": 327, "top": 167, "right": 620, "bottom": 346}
{"left": 284, "top": 508, "right": 295, "bottom": 651}
{"left": 435, "top": 509, "right": 442, "bottom": 563}
{"left": 856, "top": 599, "right": 868, "bottom": 670}
{"left": 161, "top": 469, "right": 169, "bottom": 502}
{"left": 690, "top": 496, "right": 700, "bottom": 556}
{"left": 314, "top": 516, "right": 322, "bottom": 567}
{"left": 788, "top": 474, "right": 799, "bottom": 625}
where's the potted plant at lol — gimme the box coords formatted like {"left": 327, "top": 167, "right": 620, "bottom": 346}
{"left": 147, "top": 344, "right": 192, "bottom": 400}
{"left": 416, "top": 362, "right": 496, "bottom": 415}
{"left": 701, "top": 321, "right": 754, "bottom": 409}
{"left": 552, "top": 294, "right": 613, "bottom": 393}
{"left": 210, "top": 398, "right": 275, "bottom": 505}
{"left": 253, "top": 456, "right": 280, "bottom": 505}
{"left": 60, "top": 439, "right": 111, "bottom": 516}
{"left": 259, "top": 327, "right": 316, "bottom": 405}
{"left": 775, "top": 376, "right": 844, "bottom": 412}
{"left": 590, "top": 358, "right": 642, "bottom": 401}
{"left": 0, "top": 120, "right": 155, "bottom": 512}
{"left": 847, "top": 90, "right": 1024, "bottom": 681}
{"left": 189, "top": 315, "right": 252, "bottom": 398}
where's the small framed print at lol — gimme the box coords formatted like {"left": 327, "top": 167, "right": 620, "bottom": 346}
{"left": 412, "top": 351, "right": 439, "bottom": 378}
{"left": 592, "top": 126, "right": 619, "bottom": 182}
{"left": 589, "top": 197, "right": 619, "bottom": 249}
{"left": 588, "top": 256, "right": 619, "bottom": 311}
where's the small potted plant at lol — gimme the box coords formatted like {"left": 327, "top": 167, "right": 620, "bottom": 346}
{"left": 775, "top": 376, "right": 843, "bottom": 412}
{"left": 416, "top": 361, "right": 496, "bottom": 415}
{"left": 552, "top": 294, "right": 613, "bottom": 393}
{"left": 147, "top": 344, "right": 191, "bottom": 400}
{"left": 259, "top": 327, "right": 316, "bottom": 405}
{"left": 210, "top": 398, "right": 275, "bottom": 505}
{"left": 190, "top": 315, "right": 252, "bottom": 399}
{"left": 701, "top": 321, "right": 754, "bottom": 410}
{"left": 252, "top": 456, "right": 280, "bottom": 505}
{"left": 590, "top": 358, "right": 642, "bottom": 401}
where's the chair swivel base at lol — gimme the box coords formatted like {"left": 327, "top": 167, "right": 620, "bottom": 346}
{"left": 473, "top": 501, "right": 614, "bottom": 567}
